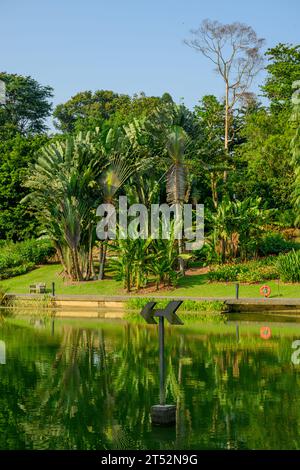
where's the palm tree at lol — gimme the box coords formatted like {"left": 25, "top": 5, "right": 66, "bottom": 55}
{"left": 165, "top": 125, "right": 189, "bottom": 204}
{"left": 23, "top": 132, "right": 104, "bottom": 281}
{"left": 165, "top": 125, "right": 189, "bottom": 275}
{"left": 98, "top": 154, "right": 135, "bottom": 280}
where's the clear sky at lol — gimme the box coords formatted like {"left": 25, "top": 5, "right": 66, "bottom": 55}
{"left": 1, "top": 0, "right": 300, "bottom": 124}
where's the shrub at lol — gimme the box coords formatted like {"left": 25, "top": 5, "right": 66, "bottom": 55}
{"left": 0, "top": 263, "right": 35, "bottom": 280}
{"left": 207, "top": 258, "right": 279, "bottom": 283}
{"left": 207, "top": 264, "right": 247, "bottom": 282}
{"left": 0, "top": 239, "right": 54, "bottom": 279}
{"left": 193, "top": 243, "right": 218, "bottom": 266}
{"left": 16, "top": 239, "right": 55, "bottom": 265}
{"left": 125, "top": 298, "right": 227, "bottom": 324}
{"left": 277, "top": 250, "right": 300, "bottom": 283}
{"left": 258, "top": 233, "right": 299, "bottom": 256}
{"left": 126, "top": 298, "right": 226, "bottom": 313}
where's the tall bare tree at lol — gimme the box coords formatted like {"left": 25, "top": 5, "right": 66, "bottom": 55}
{"left": 185, "top": 19, "right": 265, "bottom": 181}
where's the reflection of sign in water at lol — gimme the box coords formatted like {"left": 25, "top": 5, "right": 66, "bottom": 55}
{"left": 140, "top": 301, "right": 183, "bottom": 425}
{"left": 0, "top": 341, "right": 6, "bottom": 364}
{"left": 0, "top": 80, "right": 6, "bottom": 105}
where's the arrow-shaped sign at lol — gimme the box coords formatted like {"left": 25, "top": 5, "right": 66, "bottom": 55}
{"left": 140, "top": 301, "right": 158, "bottom": 324}
{"left": 140, "top": 300, "right": 183, "bottom": 325}
{"left": 154, "top": 300, "right": 184, "bottom": 325}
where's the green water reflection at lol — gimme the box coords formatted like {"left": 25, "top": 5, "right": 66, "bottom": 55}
{"left": 1, "top": 317, "right": 300, "bottom": 450}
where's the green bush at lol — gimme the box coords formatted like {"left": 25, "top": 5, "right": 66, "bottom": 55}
{"left": 125, "top": 298, "right": 227, "bottom": 324}
{"left": 0, "top": 263, "right": 35, "bottom": 280}
{"left": 208, "top": 264, "right": 246, "bottom": 282}
{"left": 208, "top": 258, "right": 279, "bottom": 283}
{"left": 126, "top": 298, "right": 226, "bottom": 313}
{"left": 258, "top": 233, "right": 299, "bottom": 256}
{"left": 0, "top": 239, "right": 54, "bottom": 279}
{"left": 277, "top": 250, "right": 300, "bottom": 283}
{"left": 193, "top": 243, "right": 218, "bottom": 266}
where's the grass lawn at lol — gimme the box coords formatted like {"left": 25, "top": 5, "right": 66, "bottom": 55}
{"left": 1, "top": 263, "right": 300, "bottom": 298}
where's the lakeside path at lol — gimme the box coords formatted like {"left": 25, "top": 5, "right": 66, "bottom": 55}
{"left": 5, "top": 293, "right": 300, "bottom": 314}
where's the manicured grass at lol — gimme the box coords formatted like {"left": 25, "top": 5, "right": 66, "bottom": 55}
{"left": 167, "top": 273, "right": 300, "bottom": 298}
{"left": 1, "top": 264, "right": 300, "bottom": 298}
{"left": 0, "top": 264, "right": 122, "bottom": 295}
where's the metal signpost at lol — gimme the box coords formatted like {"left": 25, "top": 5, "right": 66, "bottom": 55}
{"left": 141, "top": 300, "right": 183, "bottom": 425}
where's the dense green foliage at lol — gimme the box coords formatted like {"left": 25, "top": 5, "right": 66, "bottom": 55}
{"left": 1, "top": 36, "right": 300, "bottom": 289}
{"left": 276, "top": 249, "right": 300, "bottom": 282}
{"left": 262, "top": 43, "right": 300, "bottom": 110}
{"left": 208, "top": 196, "right": 269, "bottom": 262}
{"left": 258, "top": 232, "right": 300, "bottom": 256}
{"left": 23, "top": 132, "right": 105, "bottom": 281}
{"left": 0, "top": 72, "right": 53, "bottom": 137}
{"left": 125, "top": 297, "right": 224, "bottom": 311}
{"left": 125, "top": 298, "right": 226, "bottom": 321}
{"left": 232, "top": 108, "right": 294, "bottom": 212}
{"left": 207, "top": 257, "right": 279, "bottom": 283}
{"left": 0, "top": 134, "right": 49, "bottom": 240}
{"left": 53, "top": 90, "right": 172, "bottom": 133}
{"left": 110, "top": 231, "right": 181, "bottom": 292}
{"left": 0, "top": 239, "right": 54, "bottom": 280}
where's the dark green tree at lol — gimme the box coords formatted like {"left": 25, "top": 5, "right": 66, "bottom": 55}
{"left": 53, "top": 90, "right": 130, "bottom": 133}
{"left": 262, "top": 43, "right": 300, "bottom": 111}
{"left": 194, "top": 95, "right": 225, "bottom": 208}
{"left": 0, "top": 72, "right": 53, "bottom": 136}
{"left": 232, "top": 107, "right": 294, "bottom": 215}
{"left": 53, "top": 90, "right": 167, "bottom": 133}
{"left": 0, "top": 134, "right": 49, "bottom": 240}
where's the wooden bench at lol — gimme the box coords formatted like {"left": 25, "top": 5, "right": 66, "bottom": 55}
{"left": 29, "top": 283, "right": 46, "bottom": 294}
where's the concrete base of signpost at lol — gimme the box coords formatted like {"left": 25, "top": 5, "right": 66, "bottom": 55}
{"left": 150, "top": 404, "right": 176, "bottom": 425}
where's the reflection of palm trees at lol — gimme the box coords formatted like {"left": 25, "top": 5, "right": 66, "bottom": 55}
{"left": 19, "top": 323, "right": 162, "bottom": 449}
{"left": 6, "top": 321, "right": 300, "bottom": 450}
{"left": 20, "top": 326, "right": 117, "bottom": 448}
{"left": 113, "top": 324, "right": 156, "bottom": 436}
{"left": 166, "top": 333, "right": 193, "bottom": 449}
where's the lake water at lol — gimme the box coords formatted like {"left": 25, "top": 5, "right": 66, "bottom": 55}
{"left": 1, "top": 315, "right": 300, "bottom": 450}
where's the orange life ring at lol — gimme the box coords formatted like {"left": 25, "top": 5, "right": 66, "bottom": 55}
{"left": 260, "top": 326, "right": 272, "bottom": 340}
{"left": 260, "top": 285, "right": 271, "bottom": 298}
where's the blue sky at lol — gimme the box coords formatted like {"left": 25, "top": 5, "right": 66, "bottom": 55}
{"left": 1, "top": 0, "right": 300, "bottom": 123}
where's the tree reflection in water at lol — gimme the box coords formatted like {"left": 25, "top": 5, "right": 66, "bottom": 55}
{"left": 0, "top": 319, "right": 300, "bottom": 449}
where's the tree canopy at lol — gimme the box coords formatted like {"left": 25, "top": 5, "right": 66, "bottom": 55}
{"left": 1, "top": 28, "right": 300, "bottom": 285}
{"left": 0, "top": 72, "right": 53, "bottom": 137}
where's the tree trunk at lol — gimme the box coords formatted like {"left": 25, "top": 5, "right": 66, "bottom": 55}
{"left": 220, "top": 238, "right": 226, "bottom": 263}
{"left": 55, "top": 243, "right": 68, "bottom": 275}
{"left": 211, "top": 172, "right": 218, "bottom": 209}
{"left": 224, "top": 81, "right": 229, "bottom": 183}
{"left": 178, "top": 239, "right": 185, "bottom": 276}
{"left": 98, "top": 242, "right": 103, "bottom": 279}
{"left": 99, "top": 242, "right": 107, "bottom": 280}
{"left": 86, "top": 230, "right": 94, "bottom": 280}
{"left": 126, "top": 266, "right": 131, "bottom": 292}
{"left": 72, "top": 248, "right": 83, "bottom": 281}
